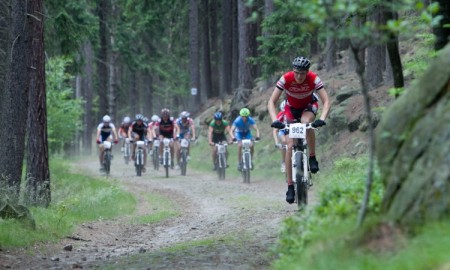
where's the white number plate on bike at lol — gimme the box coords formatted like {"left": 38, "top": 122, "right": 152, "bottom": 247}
{"left": 288, "top": 123, "right": 307, "bottom": 139}
{"left": 154, "top": 140, "right": 160, "bottom": 147}
{"left": 181, "top": 139, "right": 189, "bottom": 147}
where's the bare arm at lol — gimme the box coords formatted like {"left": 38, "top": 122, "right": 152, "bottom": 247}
{"left": 226, "top": 125, "right": 234, "bottom": 140}
{"left": 252, "top": 124, "right": 260, "bottom": 138}
{"left": 208, "top": 126, "right": 214, "bottom": 144}
{"left": 317, "top": 88, "right": 331, "bottom": 121}
{"left": 268, "top": 88, "right": 283, "bottom": 121}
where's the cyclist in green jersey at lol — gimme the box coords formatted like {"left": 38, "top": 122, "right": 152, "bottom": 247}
{"left": 208, "top": 111, "right": 234, "bottom": 170}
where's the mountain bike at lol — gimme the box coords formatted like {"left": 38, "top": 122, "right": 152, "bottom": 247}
{"left": 240, "top": 139, "right": 257, "bottom": 184}
{"left": 285, "top": 122, "right": 316, "bottom": 208}
{"left": 215, "top": 142, "right": 228, "bottom": 180}
{"left": 102, "top": 141, "right": 113, "bottom": 176}
{"left": 123, "top": 138, "right": 131, "bottom": 165}
{"left": 162, "top": 138, "right": 172, "bottom": 178}
{"left": 134, "top": 140, "right": 146, "bottom": 176}
{"left": 179, "top": 138, "right": 190, "bottom": 176}
{"left": 152, "top": 139, "right": 160, "bottom": 171}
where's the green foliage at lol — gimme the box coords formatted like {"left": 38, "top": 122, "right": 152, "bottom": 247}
{"left": 46, "top": 57, "right": 84, "bottom": 153}
{"left": 273, "top": 157, "right": 384, "bottom": 268}
{"left": 0, "top": 159, "right": 136, "bottom": 248}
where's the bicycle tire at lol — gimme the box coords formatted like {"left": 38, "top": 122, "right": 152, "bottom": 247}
{"left": 164, "top": 151, "right": 169, "bottom": 178}
{"left": 135, "top": 151, "right": 142, "bottom": 176}
{"left": 153, "top": 147, "right": 159, "bottom": 170}
{"left": 243, "top": 153, "right": 251, "bottom": 183}
{"left": 218, "top": 153, "right": 226, "bottom": 180}
{"left": 104, "top": 151, "right": 111, "bottom": 176}
{"left": 124, "top": 144, "right": 130, "bottom": 165}
{"left": 181, "top": 150, "right": 187, "bottom": 176}
{"left": 295, "top": 154, "right": 307, "bottom": 207}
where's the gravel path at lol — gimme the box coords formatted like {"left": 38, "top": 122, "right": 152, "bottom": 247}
{"left": 0, "top": 157, "right": 313, "bottom": 269}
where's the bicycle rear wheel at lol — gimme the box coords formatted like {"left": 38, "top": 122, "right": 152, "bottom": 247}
{"left": 153, "top": 147, "right": 159, "bottom": 170}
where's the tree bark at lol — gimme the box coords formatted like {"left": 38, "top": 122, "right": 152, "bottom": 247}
{"left": 189, "top": 0, "right": 201, "bottom": 109}
{"left": 231, "top": 0, "right": 239, "bottom": 91}
{"left": 98, "top": 0, "right": 109, "bottom": 117}
{"left": 366, "top": 7, "right": 384, "bottom": 90}
{"left": 237, "top": 0, "right": 253, "bottom": 90}
{"left": 220, "top": 0, "right": 233, "bottom": 97}
{"left": 209, "top": 0, "right": 220, "bottom": 98}
{"left": 0, "top": 0, "right": 29, "bottom": 201}
{"left": 25, "top": 0, "right": 50, "bottom": 207}
{"left": 200, "top": 0, "right": 212, "bottom": 100}
{"left": 82, "top": 41, "right": 94, "bottom": 155}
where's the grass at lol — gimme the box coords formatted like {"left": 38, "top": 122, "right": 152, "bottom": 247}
{"left": 272, "top": 156, "right": 450, "bottom": 270}
{"left": 0, "top": 159, "right": 136, "bottom": 248}
{"left": 131, "top": 193, "right": 180, "bottom": 224}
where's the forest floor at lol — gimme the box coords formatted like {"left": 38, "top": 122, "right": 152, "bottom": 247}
{"left": 0, "top": 156, "right": 316, "bottom": 269}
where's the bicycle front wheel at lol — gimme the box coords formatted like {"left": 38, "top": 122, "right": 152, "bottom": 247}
{"left": 104, "top": 151, "right": 111, "bottom": 176}
{"left": 243, "top": 153, "right": 250, "bottom": 183}
{"left": 180, "top": 150, "right": 187, "bottom": 176}
{"left": 295, "top": 154, "right": 307, "bottom": 207}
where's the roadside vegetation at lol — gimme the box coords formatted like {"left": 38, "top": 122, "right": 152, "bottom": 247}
{"left": 0, "top": 159, "right": 136, "bottom": 248}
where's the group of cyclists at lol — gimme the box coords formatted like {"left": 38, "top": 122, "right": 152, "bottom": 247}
{"left": 95, "top": 56, "right": 331, "bottom": 205}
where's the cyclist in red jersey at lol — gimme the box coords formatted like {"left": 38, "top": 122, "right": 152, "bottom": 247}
{"left": 156, "top": 108, "right": 178, "bottom": 169}
{"left": 268, "top": 56, "right": 331, "bottom": 204}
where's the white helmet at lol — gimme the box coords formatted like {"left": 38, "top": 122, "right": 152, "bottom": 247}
{"left": 102, "top": 115, "right": 111, "bottom": 122}
{"left": 279, "top": 100, "right": 287, "bottom": 111}
{"left": 151, "top": 114, "right": 159, "bottom": 122}
{"left": 123, "top": 116, "right": 131, "bottom": 124}
{"left": 180, "top": 111, "right": 190, "bottom": 119}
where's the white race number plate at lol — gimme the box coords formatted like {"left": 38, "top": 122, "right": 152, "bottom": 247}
{"left": 288, "top": 123, "right": 307, "bottom": 139}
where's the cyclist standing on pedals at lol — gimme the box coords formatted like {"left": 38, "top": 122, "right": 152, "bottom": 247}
{"left": 128, "top": 114, "right": 150, "bottom": 173}
{"left": 208, "top": 111, "right": 235, "bottom": 170}
{"left": 273, "top": 100, "right": 287, "bottom": 173}
{"left": 96, "top": 115, "right": 119, "bottom": 171}
{"left": 268, "top": 56, "right": 331, "bottom": 204}
{"left": 175, "top": 111, "right": 196, "bottom": 170}
{"left": 231, "top": 108, "right": 260, "bottom": 171}
{"left": 118, "top": 116, "right": 132, "bottom": 152}
{"left": 156, "top": 108, "right": 178, "bottom": 169}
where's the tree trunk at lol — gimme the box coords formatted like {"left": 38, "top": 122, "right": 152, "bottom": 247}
{"left": 98, "top": 0, "right": 109, "bottom": 117}
{"left": 108, "top": 0, "right": 118, "bottom": 121}
{"left": 237, "top": 0, "right": 253, "bottom": 90}
{"left": 0, "top": 0, "right": 29, "bottom": 201}
{"left": 433, "top": 0, "right": 450, "bottom": 50}
{"left": 209, "top": 0, "right": 220, "bottom": 98}
{"left": 129, "top": 70, "right": 138, "bottom": 117}
{"left": 82, "top": 41, "right": 94, "bottom": 155}
{"left": 144, "top": 72, "right": 153, "bottom": 117}
{"left": 377, "top": 44, "right": 450, "bottom": 225}
{"left": 231, "top": 0, "right": 239, "bottom": 91}
{"left": 200, "top": 0, "right": 212, "bottom": 100}
{"left": 366, "top": 7, "right": 384, "bottom": 90}
{"left": 0, "top": 0, "right": 9, "bottom": 105}
{"left": 325, "top": 35, "right": 337, "bottom": 71}
{"left": 220, "top": 0, "right": 232, "bottom": 98}
{"left": 189, "top": 0, "right": 201, "bottom": 109}
{"left": 25, "top": 0, "right": 50, "bottom": 208}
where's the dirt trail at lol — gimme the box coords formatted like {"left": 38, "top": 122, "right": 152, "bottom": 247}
{"left": 0, "top": 156, "right": 313, "bottom": 269}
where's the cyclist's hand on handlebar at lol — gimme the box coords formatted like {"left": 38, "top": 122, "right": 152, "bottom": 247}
{"left": 271, "top": 120, "right": 285, "bottom": 129}
{"left": 114, "top": 139, "right": 118, "bottom": 144}
{"left": 255, "top": 137, "right": 260, "bottom": 141}
{"left": 312, "top": 119, "right": 326, "bottom": 128}
{"left": 209, "top": 141, "right": 214, "bottom": 146}
{"left": 232, "top": 138, "right": 237, "bottom": 142}
{"left": 96, "top": 139, "right": 101, "bottom": 144}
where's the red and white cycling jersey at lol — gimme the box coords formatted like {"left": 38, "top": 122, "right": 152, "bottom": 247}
{"left": 276, "top": 71, "right": 324, "bottom": 109}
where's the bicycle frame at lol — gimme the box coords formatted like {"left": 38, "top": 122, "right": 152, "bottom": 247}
{"left": 215, "top": 142, "right": 228, "bottom": 180}
{"left": 286, "top": 123, "right": 315, "bottom": 207}
{"left": 135, "top": 140, "right": 145, "bottom": 176}
{"left": 162, "top": 138, "right": 171, "bottom": 178}
{"left": 241, "top": 139, "right": 253, "bottom": 183}
{"left": 179, "top": 138, "right": 190, "bottom": 176}
{"left": 152, "top": 139, "right": 160, "bottom": 170}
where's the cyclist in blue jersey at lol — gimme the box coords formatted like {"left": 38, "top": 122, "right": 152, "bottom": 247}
{"left": 231, "top": 108, "right": 260, "bottom": 171}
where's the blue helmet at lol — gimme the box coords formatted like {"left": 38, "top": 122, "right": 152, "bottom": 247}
{"left": 214, "top": 111, "right": 223, "bottom": 120}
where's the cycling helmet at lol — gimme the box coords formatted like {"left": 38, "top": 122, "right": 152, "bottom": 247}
{"left": 123, "top": 116, "right": 131, "bottom": 124}
{"left": 214, "top": 111, "right": 223, "bottom": 120}
{"left": 135, "top": 114, "right": 144, "bottom": 121}
{"left": 102, "top": 115, "right": 111, "bottom": 122}
{"left": 292, "top": 56, "right": 311, "bottom": 71}
{"left": 180, "top": 111, "right": 190, "bottom": 119}
{"left": 151, "top": 114, "right": 159, "bottom": 122}
{"left": 239, "top": 108, "right": 250, "bottom": 117}
{"left": 161, "top": 108, "right": 170, "bottom": 116}
{"left": 143, "top": 117, "right": 149, "bottom": 122}
{"left": 279, "top": 100, "right": 287, "bottom": 111}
